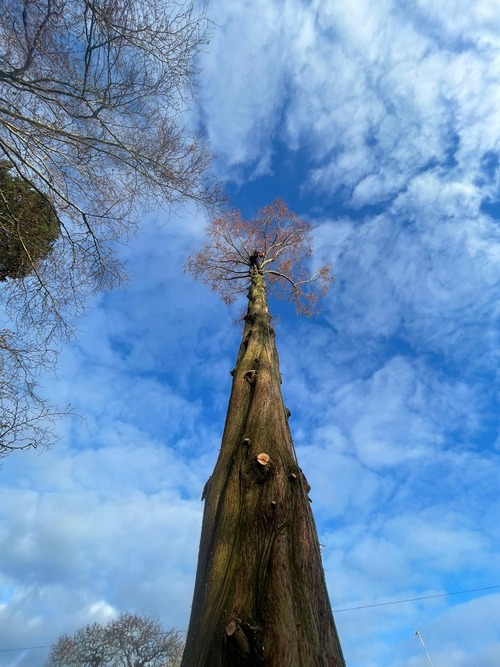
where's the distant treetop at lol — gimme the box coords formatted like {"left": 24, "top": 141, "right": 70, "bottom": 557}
{"left": 45, "top": 612, "right": 183, "bottom": 667}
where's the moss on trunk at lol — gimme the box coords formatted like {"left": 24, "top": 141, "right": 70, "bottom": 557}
{"left": 182, "top": 272, "right": 345, "bottom": 666}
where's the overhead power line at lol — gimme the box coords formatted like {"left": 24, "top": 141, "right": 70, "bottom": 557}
{"left": 0, "top": 644, "right": 52, "bottom": 653}
{"left": 3, "top": 584, "right": 500, "bottom": 653}
{"left": 332, "top": 584, "right": 500, "bottom": 612}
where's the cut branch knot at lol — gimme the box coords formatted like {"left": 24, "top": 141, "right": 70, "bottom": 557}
{"left": 256, "top": 452, "right": 270, "bottom": 466}
{"left": 225, "top": 620, "right": 251, "bottom": 657}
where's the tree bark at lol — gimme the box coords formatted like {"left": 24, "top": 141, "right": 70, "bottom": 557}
{"left": 182, "top": 271, "right": 345, "bottom": 666}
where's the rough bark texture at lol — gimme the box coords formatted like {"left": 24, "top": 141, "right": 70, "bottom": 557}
{"left": 182, "top": 271, "right": 345, "bottom": 667}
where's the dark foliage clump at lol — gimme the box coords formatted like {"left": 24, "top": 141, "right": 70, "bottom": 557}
{"left": 0, "top": 161, "right": 59, "bottom": 281}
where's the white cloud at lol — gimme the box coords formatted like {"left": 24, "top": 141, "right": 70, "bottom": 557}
{"left": 0, "top": 441, "right": 208, "bottom": 666}
{"left": 310, "top": 184, "right": 500, "bottom": 376}
{"left": 202, "top": 0, "right": 500, "bottom": 209}
{"left": 198, "top": 0, "right": 293, "bottom": 179}
{"left": 0, "top": 211, "right": 226, "bottom": 666}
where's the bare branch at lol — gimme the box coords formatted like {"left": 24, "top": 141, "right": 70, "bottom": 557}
{"left": 185, "top": 198, "right": 334, "bottom": 316}
{"left": 0, "top": 0, "right": 220, "bottom": 455}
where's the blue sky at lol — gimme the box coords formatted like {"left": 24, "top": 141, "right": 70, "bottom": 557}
{"left": 2, "top": 0, "right": 500, "bottom": 666}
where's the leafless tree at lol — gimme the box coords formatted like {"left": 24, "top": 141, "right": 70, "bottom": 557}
{"left": 0, "top": 0, "right": 219, "bottom": 455}
{"left": 45, "top": 613, "right": 184, "bottom": 667}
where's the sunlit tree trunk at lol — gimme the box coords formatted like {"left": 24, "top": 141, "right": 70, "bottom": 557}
{"left": 182, "top": 270, "right": 345, "bottom": 666}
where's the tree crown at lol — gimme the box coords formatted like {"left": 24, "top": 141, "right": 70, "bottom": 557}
{"left": 186, "top": 198, "right": 333, "bottom": 315}
{"left": 45, "top": 613, "right": 183, "bottom": 667}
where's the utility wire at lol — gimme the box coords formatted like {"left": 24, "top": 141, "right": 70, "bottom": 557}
{"left": 332, "top": 584, "right": 500, "bottom": 612}
{"left": 0, "top": 644, "right": 52, "bottom": 653}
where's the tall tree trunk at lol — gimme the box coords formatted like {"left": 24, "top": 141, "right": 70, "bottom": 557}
{"left": 182, "top": 271, "right": 345, "bottom": 666}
